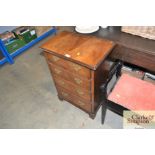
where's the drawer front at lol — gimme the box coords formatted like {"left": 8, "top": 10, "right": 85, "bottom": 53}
{"left": 110, "top": 45, "right": 155, "bottom": 73}
{"left": 49, "top": 63, "right": 68, "bottom": 79}
{"left": 57, "top": 86, "right": 92, "bottom": 112}
{"left": 49, "top": 63, "right": 91, "bottom": 91}
{"left": 54, "top": 76, "right": 91, "bottom": 101}
{"left": 44, "top": 52, "right": 91, "bottom": 79}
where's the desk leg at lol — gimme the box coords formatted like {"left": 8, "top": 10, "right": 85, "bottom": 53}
{"left": 102, "top": 101, "right": 107, "bottom": 124}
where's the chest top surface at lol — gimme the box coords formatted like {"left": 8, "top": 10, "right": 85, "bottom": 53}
{"left": 41, "top": 31, "right": 115, "bottom": 70}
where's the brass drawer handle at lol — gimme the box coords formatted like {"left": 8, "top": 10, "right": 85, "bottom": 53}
{"left": 54, "top": 68, "right": 61, "bottom": 74}
{"left": 74, "top": 78, "right": 82, "bottom": 84}
{"left": 78, "top": 101, "right": 85, "bottom": 106}
{"left": 59, "top": 81, "right": 65, "bottom": 85}
{"left": 71, "top": 63, "right": 81, "bottom": 71}
{"left": 76, "top": 89, "right": 84, "bottom": 95}
{"left": 52, "top": 56, "right": 60, "bottom": 62}
{"left": 61, "top": 92, "right": 68, "bottom": 97}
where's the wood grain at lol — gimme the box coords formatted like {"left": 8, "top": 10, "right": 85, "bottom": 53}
{"left": 46, "top": 53, "right": 91, "bottom": 79}
{"left": 41, "top": 31, "right": 115, "bottom": 70}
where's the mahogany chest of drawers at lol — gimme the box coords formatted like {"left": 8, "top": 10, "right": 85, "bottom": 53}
{"left": 41, "top": 31, "right": 115, "bottom": 118}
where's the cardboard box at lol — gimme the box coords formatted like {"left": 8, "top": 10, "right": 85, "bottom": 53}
{"left": 35, "top": 26, "right": 52, "bottom": 36}
{"left": 0, "top": 31, "right": 15, "bottom": 44}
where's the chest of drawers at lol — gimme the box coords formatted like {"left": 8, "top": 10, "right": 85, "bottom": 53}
{"left": 41, "top": 31, "right": 115, "bottom": 118}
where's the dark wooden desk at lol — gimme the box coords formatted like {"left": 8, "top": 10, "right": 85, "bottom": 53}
{"left": 93, "top": 27, "right": 155, "bottom": 74}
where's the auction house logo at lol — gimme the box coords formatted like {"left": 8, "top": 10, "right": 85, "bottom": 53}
{"left": 123, "top": 111, "right": 155, "bottom": 129}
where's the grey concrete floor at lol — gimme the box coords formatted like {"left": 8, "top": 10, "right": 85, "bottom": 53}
{"left": 0, "top": 27, "right": 123, "bottom": 128}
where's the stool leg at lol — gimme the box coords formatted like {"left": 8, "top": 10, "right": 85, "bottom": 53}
{"left": 102, "top": 101, "right": 107, "bottom": 124}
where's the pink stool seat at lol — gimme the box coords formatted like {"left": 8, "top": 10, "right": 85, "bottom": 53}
{"left": 108, "top": 74, "right": 155, "bottom": 110}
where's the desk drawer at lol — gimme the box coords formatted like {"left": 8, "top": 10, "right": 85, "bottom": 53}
{"left": 49, "top": 63, "right": 91, "bottom": 91}
{"left": 110, "top": 45, "right": 155, "bottom": 73}
{"left": 44, "top": 52, "right": 91, "bottom": 79}
{"left": 123, "top": 48, "right": 155, "bottom": 72}
{"left": 57, "top": 86, "right": 92, "bottom": 112}
{"left": 53, "top": 75, "right": 91, "bottom": 101}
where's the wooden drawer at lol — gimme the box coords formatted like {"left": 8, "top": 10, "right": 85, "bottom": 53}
{"left": 53, "top": 74, "right": 91, "bottom": 101}
{"left": 44, "top": 52, "right": 91, "bottom": 79}
{"left": 123, "top": 48, "right": 155, "bottom": 73}
{"left": 110, "top": 45, "right": 155, "bottom": 73}
{"left": 57, "top": 86, "right": 92, "bottom": 112}
{"left": 49, "top": 63, "right": 91, "bottom": 91}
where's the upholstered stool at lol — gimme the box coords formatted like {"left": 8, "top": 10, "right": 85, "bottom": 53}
{"left": 101, "top": 62, "right": 155, "bottom": 124}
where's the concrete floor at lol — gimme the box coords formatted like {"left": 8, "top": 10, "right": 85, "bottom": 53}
{"left": 0, "top": 27, "right": 123, "bottom": 128}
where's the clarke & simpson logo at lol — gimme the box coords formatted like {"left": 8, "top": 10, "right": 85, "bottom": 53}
{"left": 127, "top": 114, "right": 154, "bottom": 125}
{"left": 123, "top": 111, "right": 155, "bottom": 129}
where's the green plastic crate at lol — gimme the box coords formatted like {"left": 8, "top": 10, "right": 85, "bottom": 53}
{"left": 5, "top": 39, "right": 26, "bottom": 54}
{"left": 13, "top": 27, "right": 37, "bottom": 43}
{"left": 19, "top": 29, "right": 37, "bottom": 43}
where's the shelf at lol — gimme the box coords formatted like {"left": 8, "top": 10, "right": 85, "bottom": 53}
{"left": 0, "top": 57, "right": 7, "bottom": 65}
{"left": 0, "top": 27, "right": 56, "bottom": 66}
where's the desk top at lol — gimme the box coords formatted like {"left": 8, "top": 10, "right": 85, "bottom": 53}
{"left": 94, "top": 27, "right": 155, "bottom": 56}
{"left": 41, "top": 31, "right": 115, "bottom": 70}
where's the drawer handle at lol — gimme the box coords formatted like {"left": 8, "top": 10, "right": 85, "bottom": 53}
{"left": 76, "top": 89, "right": 84, "bottom": 95}
{"left": 52, "top": 56, "right": 60, "bottom": 62}
{"left": 74, "top": 78, "right": 82, "bottom": 84}
{"left": 78, "top": 101, "right": 85, "bottom": 106}
{"left": 61, "top": 92, "right": 68, "bottom": 97}
{"left": 59, "top": 81, "right": 65, "bottom": 85}
{"left": 71, "top": 63, "right": 81, "bottom": 71}
{"left": 54, "top": 68, "right": 61, "bottom": 74}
